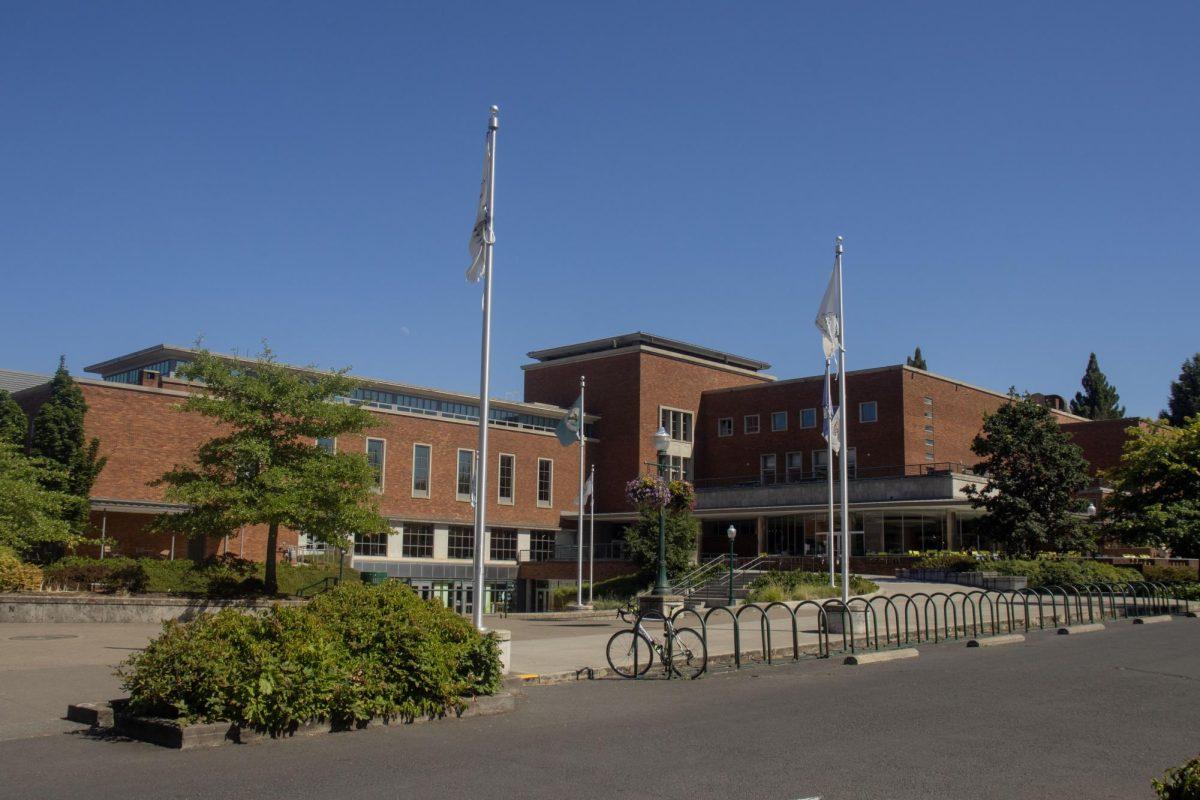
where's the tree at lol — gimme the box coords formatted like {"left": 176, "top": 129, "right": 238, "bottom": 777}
{"left": 152, "top": 346, "right": 388, "bottom": 594}
{"left": 962, "top": 393, "right": 1093, "bottom": 556}
{"left": 0, "top": 442, "right": 81, "bottom": 558}
{"left": 28, "top": 358, "right": 106, "bottom": 532}
{"left": 622, "top": 509, "right": 700, "bottom": 581}
{"left": 1069, "top": 353, "right": 1125, "bottom": 420}
{"left": 0, "top": 390, "right": 27, "bottom": 447}
{"left": 905, "top": 347, "right": 927, "bottom": 370}
{"left": 1163, "top": 353, "right": 1200, "bottom": 427}
{"left": 1103, "top": 418, "right": 1200, "bottom": 558}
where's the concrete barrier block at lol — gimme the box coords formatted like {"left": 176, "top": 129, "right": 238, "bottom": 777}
{"left": 843, "top": 648, "right": 919, "bottom": 666}
{"left": 1132, "top": 615, "right": 1172, "bottom": 625}
{"left": 66, "top": 702, "right": 114, "bottom": 728}
{"left": 489, "top": 629, "right": 512, "bottom": 674}
{"left": 967, "top": 634, "right": 1025, "bottom": 647}
{"left": 1057, "top": 623, "right": 1105, "bottom": 635}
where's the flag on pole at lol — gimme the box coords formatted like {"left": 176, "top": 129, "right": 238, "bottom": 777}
{"left": 583, "top": 470, "right": 593, "bottom": 502}
{"left": 815, "top": 257, "right": 842, "bottom": 360}
{"left": 466, "top": 131, "right": 495, "bottom": 283}
{"left": 556, "top": 394, "right": 583, "bottom": 446}
{"left": 822, "top": 362, "right": 842, "bottom": 454}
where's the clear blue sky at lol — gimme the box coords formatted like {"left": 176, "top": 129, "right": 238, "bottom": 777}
{"left": 3, "top": 2, "right": 1197, "bottom": 417}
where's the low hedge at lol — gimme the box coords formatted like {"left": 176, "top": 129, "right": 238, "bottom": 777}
{"left": 913, "top": 551, "right": 980, "bottom": 572}
{"left": 551, "top": 573, "right": 649, "bottom": 610}
{"left": 1143, "top": 564, "right": 1199, "bottom": 584}
{"left": 42, "top": 555, "right": 354, "bottom": 597}
{"left": 988, "top": 559, "right": 1141, "bottom": 588}
{"left": 747, "top": 570, "right": 879, "bottom": 603}
{"left": 119, "top": 581, "right": 502, "bottom": 733}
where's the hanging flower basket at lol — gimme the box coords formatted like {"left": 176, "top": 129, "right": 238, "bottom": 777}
{"left": 667, "top": 479, "right": 695, "bottom": 512}
{"left": 625, "top": 475, "right": 670, "bottom": 510}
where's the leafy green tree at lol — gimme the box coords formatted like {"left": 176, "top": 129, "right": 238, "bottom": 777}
{"left": 622, "top": 509, "right": 699, "bottom": 580}
{"left": 29, "top": 358, "right": 106, "bottom": 532}
{"left": 0, "top": 390, "right": 28, "bottom": 447}
{"left": 0, "top": 442, "right": 81, "bottom": 558}
{"left": 905, "top": 347, "right": 927, "bottom": 370}
{"left": 1103, "top": 418, "right": 1200, "bottom": 558}
{"left": 1163, "top": 353, "right": 1200, "bottom": 427}
{"left": 152, "top": 346, "right": 388, "bottom": 594}
{"left": 962, "top": 393, "right": 1093, "bottom": 556}
{"left": 1069, "top": 353, "right": 1125, "bottom": 420}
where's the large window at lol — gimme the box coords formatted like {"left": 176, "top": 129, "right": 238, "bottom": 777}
{"left": 498, "top": 453, "right": 515, "bottom": 504}
{"left": 744, "top": 414, "right": 760, "bottom": 434}
{"left": 354, "top": 531, "right": 387, "bottom": 557}
{"left": 366, "top": 439, "right": 386, "bottom": 490}
{"left": 448, "top": 525, "right": 474, "bottom": 560}
{"left": 760, "top": 453, "right": 777, "bottom": 485}
{"left": 529, "top": 530, "right": 555, "bottom": 561}
{"left": 660, "top": 408, "right": 693, "bottom": 442}
{"left": 316, "top": 437, "right": 336, "bottom": 453}
{"left": 537, "top": 458, "right": 553, "bottom": 507}
{"left": 456, "top": 449, "right": 475, "bottom": 502}
{"left": 401, "top": 523, "right": 434, "bottom": 558}
{"left": 770, "top": 411, "right": 788, "bottom": 432}
{"left": 786, "top": 451, "right": 803, "bottom": 482}
{"left": 489, "top": 528, "right": 517, "bottom": 561}
{"left": 717, "top": 417, "right": 733, "bottom": 437}
{"left": 812, "top": 449, "right": 829, "bottom": 479}
{"left": 667, "top": 455, "right": 692, "bottom": 481}
{"left": 859, "top": 401, "right": 878, "bottom": 423}
{"left": 412, "top": 443, "right": 431, "bottom": 498}
{"left": 800, "top": 408, "right": 817, "bottom": 429}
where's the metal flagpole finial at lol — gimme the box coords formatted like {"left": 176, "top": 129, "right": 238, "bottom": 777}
{"left": 489, "top": 105, "right": 499, "bottom": 129}
{"left": 835, "top": 235, "right": 844, "bottom": 254}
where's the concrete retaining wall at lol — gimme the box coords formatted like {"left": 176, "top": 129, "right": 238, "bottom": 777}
{"left": 0, "top": 593, "right": 303, "bottom": 623}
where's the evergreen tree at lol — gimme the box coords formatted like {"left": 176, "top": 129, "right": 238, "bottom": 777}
{"left": 1069, "top": 353, "right": 1125, "bottom": 420}
{"left": 905, "top": 347, "right": 928, "bottom": 370}
{"left": 29, "top": 358, "right": 106, "bottom": 532}
{"left": 0, "top": 390, "right": 28, "bottom": 447}
{"left": 962, "top": 393, "right": 1093, "bottom": 556}
{"left": 1163, "top": 353, "right": 1200, "bottom": 427}
{"left": 152, "top": 346, "right": 388, "bottom": 594}
{"left": 0, "top": 442, "right": 80, "bottom": 558}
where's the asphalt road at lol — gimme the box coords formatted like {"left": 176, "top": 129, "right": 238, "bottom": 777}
{"left": 2, "top": 620, "right": 1197, "bottom": 799}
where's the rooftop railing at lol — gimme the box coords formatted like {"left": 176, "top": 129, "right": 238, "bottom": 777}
{"left": 693, "top": 461, "right": 975, "bottom": 491}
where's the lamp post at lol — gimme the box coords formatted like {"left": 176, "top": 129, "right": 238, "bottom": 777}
{"left": 652, "top": 425, "right": 671, "bottom": 596}
{"left": 726, "top": 524, "right": 737, "bottom": 607}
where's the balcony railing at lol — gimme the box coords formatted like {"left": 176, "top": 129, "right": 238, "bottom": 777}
{"left": 693, "top": 461, "right": 975, "bottom": 491}
{"left": 518, "top": 541, "right": 631, "bottom": 562}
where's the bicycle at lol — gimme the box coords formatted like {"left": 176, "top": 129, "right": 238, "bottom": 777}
{"left": 606, "top": 604, "right": 707, "bottom": 679}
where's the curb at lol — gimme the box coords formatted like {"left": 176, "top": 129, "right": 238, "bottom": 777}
{"left": 1057, "top": 623, "right": 1106, "bottom": 635}
{"left": 844, "top": 648, "right": 919, "bottom": 665}
{"left": 967, "top": 633, "right": 1025, "bottom": 648}
{"left": 1133, "top": 615, "right": 1173, "bottom": 625}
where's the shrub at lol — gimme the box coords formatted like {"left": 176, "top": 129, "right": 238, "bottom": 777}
{"left": 120, "top": 582, "right": 501, "bottom": 733}
{"left": 1153, "top": 755, "right": 1200, "bottom": 799}
{"left": 914, "top": 551, "right": 981, "bottom": 571}
{"left": 988, "top": 558, "right": 1141, "bottom": 587}
{"left": 747, "top": 570, "right": 879, "bottom": 602}
{"left": 1143, "top": 564, "right": 1199, "bottom": 584}
{"left": 43, "top": 556, "right": 147, "bottom": 592}
{"left": 0, "top": 550, "right": 43, "bottom": 591}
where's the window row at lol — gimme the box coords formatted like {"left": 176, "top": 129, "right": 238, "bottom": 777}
{"left": 758, "top": 448, "right": 858, "bottom": 484}
{"left": 717, "top": 402, "right": 877, "bottom": 437}
{"left": 353, "top": 526, "right": 521, "bottom": 560}
{"left": 320, "top": 437, "right": 554, "bottom": 506}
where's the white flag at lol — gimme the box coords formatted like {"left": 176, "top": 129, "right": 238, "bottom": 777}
{"left": 815, "top": 257, "right": 841, "bottom": 360}
{"left": 822, "top": 361, "right": 842, "bottom": 454}
{"left": 583, "top": 471, "right": 593, "bottom": 503}
{"left": 466, "top": 131, "right": 494, "bottom": 283}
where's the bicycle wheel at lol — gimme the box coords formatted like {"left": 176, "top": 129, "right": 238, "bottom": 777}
{"left": 606, "top": 629, "right": 654, "bottom": 678}
{"left": 667, "top": 627, "right": 707, "bottom": 679}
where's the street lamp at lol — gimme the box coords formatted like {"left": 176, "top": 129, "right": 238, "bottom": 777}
{"left": 652, "top": 425, "right": 671, "bottom": 596}
{"left": 1085, "top": 502, "right": 1097, "bottom": 518}
{"left": 726, "top": 524, "right": 737, "bottom": 607}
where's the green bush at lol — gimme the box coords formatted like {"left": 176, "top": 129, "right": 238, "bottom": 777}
{"left": 120, "top": 581, "right": 502, "bottom": 733}
{"left": 0, "top": 550, "right": 43, "bottom": 591}
{"left": 1143, "top": 564, "right": 1199, "bottom": 584}
{"left": 1154, "top": 755, "right": 1200, "bottom": 799}
{"left": 43, "top": 556, "right": 147, "bottom": 592}
{"left": 747, "top": 570, "right": 879, "bottom": 602}
{"left": 914, "top": 551, "right": 981, "bottom": 571}
{"left": 550, "top": 573, "right": 650, "bottom": 610}
{"left": 42, "top": 555, "right": 353, "bottom": 597}
{"left": 988, "top": 558, "right": 1141, "bottom": 587}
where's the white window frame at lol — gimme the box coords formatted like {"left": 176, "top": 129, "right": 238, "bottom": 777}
{"left": 770, "top": 411, "right": 788, "bottom": 432}
{"left": 658, "top": 406, "right": 694, "bottom": 443}
{"left": 799, "top": 408, "right": 817, "bottom": 429}
{"left": 811, "top": 449, "right": 829, "bottom": 478}
{"left": 498, "top": 453, "right": 515, "bottom": 505}
{"left": 744, "top": 414, "right": 760, "bottom": 434}
{"left": 455, "top": 448, "right": 475, "bottom": 503}
{"left": 411, "top": 442, "right": 432, "bottom": 499}
{"left": 786, "top": 451, "right": 803, "bottom": 481}
{"left": 315, "top": 437, "right": 337, "bottom": 453}
{"left": 717, "top": 417, "right": 733, "bottom": 437}
{"left": 760, "top": 453, "right": 777, "bottom": 485}
{"left": 859, "top": 401, "right": 878, "bottom": 423}
{"left": 536, "top": 458, "right": 553, "bottom": 508}
{"left": 365, "top": 438, "right": 386, "bottom": 492}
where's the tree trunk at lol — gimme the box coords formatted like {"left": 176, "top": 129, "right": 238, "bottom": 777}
{"left": 264, "top": 522, "right": 279, "bottom": 595}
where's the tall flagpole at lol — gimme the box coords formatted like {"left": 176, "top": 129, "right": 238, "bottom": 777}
{"left": 575, "top": 375, "right": 587, "bottom": 608}
{"left": 588, "top": 464, "right": 596, "bottom": 605}
{"left": 471, "top": 105, "right": 498, "bottom": 631}
{"left": 835, "top": 236, "right": 850, "bottom": 604}
{"left": 825, "top": 357, "right": 836, "bottom": 587}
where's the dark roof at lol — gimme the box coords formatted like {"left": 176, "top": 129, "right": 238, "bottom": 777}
{"left": 526, "top": 332, "right": 770, "bottom": 372}
{"left": 0, "top": 368, "right": 50, "bottom": 394}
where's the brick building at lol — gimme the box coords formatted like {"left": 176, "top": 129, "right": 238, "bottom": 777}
{"left": 10, "top": 333, "right": 1140, "bottom": 612}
